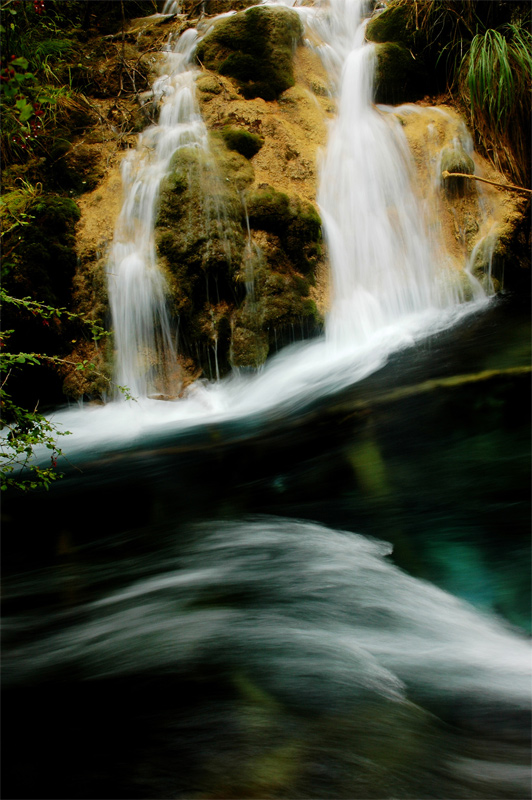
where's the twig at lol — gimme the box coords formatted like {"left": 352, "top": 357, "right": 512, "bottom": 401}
{"left": 442, "top": 170, "right": 532, "bottom": 195}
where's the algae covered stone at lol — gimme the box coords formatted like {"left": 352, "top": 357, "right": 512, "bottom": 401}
{"left": 222, "top": 126, "right": 264, "bottom": 159}
{"left": 372, "top": 41, "right": 427, "bottom": 104}
{"left": 366, "top": 2, "right": 415, "bottom": 48}
{"left": 246, "top": 185, "right": 322, "bottom": 274}
{"left": 366, "top": 1, "right": 428, "bottom": 103}
{"left": 195, "top": 5, "right": 303, "bottom": 101}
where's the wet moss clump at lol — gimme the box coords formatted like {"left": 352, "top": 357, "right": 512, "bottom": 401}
{"left": 372, "top": 41, "right": 427, "bottom": 104}
{"left": 221, "top": 127, "right": 263, "bottom": 159}
{"left": 155, "top": 149, "right": 323, "bottom": 376}
{"left": 365, "top": 2, "right": 415, "bottom": 49}
{"left": 156, "top": 146, "right": 246, "bottom": 378}
{"left": 246, "top": 186, "right": 322, "bottom": 274}
{"left": 195, "top": 6, "right": 302, "bottom": 101}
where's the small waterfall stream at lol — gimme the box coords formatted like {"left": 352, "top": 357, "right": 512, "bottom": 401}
{"left": 107, "top": 27, "right": 206, "bottom": 398}
{"left": 313, "top": 0, "right": 466, "bottom": 346}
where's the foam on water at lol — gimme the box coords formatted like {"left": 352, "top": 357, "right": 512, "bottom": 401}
{"left": 3, "top": 517, "right": 530, "bottom": 797}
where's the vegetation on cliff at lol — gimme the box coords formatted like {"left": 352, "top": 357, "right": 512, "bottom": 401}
{"left": 366, "top": 0, "right": 531, "bottom": 186}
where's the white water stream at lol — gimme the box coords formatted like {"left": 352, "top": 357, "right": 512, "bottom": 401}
{"left": 106, "top": 26, "right": 206, "bottom": 398}
{"left": 52, "top": 0, "right": 488, "bottom": 453}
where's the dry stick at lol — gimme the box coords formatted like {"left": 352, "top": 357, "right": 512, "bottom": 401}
{"left": 442, "top": 170, "right": 532, "bottom": 195}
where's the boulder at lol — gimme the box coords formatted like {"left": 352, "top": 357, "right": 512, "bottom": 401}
{"left": 195, "top": 5, "right": 303, "bottom": 101}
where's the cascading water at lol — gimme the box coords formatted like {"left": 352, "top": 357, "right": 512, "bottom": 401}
{"left": 309, "top": 0, "right": 467, "bottom": 346}
{"left": 107, "top": 27, "right": 207, "bottom": 398}
{"left": 105, "top": 0, "right": 483, "bottom": 409}
{"left": 22, "top": 0, "right": 493, "bottom": 454}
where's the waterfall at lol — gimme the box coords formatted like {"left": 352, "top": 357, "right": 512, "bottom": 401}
{"left": 39, "top": 0, "right": 493, "bottom": 453}
{"left": 106, "top": 0, "right": 482, "bottom": 403}
{"left": 310, "top": 0, "right": 467, "bottom": 346}
{"left": 107, "top": 27, "right": 207, "bottom": 399}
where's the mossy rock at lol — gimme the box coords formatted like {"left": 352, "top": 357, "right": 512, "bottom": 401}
{"left": 230, "top": 324, "right": 269, "bottom": 368}
{"left": 366, "top": 2, "right": 416, "bottom": 49}
{"left": 156, "top": 153, "right": 322, "bottom": 376}
{"left": 196, "top": 74, "right": 223, "bottom": 96}
{"left": 373, "top": 41, "right": 427, "bottom": 104}
{"left": 156, "top": 145, "right": 246, "bottom": 377}
{"left": 246, "top": 186, "right": 322, "bottom": 273}
{"left": 195, "top": 5, "right": 303, "bottom": 101}
{"left": 230, "top": 244, "right": 322, "bottom": 369}
{"left": 221, "top": 126, "right": 264, "bottom": 159}
{"left": 440, "top": 146, "right": 475, "bottom": 197}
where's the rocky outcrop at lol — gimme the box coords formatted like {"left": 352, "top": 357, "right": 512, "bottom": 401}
{"left": 392, "top": 102, "right": 528, "bottom": 297}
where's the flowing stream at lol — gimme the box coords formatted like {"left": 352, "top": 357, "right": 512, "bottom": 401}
{"left": 2, "top": 2, "right": 530, "bottom": 798}
{"left": 106, "top": 26, "right": 206, "bottom": 398}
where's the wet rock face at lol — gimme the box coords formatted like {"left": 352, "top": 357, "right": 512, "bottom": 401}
{"left": 150, "top": 4, "right": 328, "bottom": 379}
{"left": 366, "top": 2, "right": 429, "bottom": 104}
{"left": 195, "top": 5, "right": 303, "bottom": 101}
{"left": 155, "top": 145, "right": 323, "bottom": 377}
{"left": 440, "top": 146, "right": 475, "bottom": 198}
{"left": 372, "top": 41, "right": 427, "bottom": 105}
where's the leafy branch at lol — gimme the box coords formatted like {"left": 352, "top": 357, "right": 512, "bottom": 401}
{"left": 1, "top": 290, "right": 133, "bottom": 492}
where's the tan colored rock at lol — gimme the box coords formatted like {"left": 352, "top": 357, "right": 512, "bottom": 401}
{"left": 394, "top": 103, "right": 527, "bottom": 291}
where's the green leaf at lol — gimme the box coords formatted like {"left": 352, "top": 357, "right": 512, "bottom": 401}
{"left": 15, "top": 99, "right": 34, "bottom": 123}
{"left": 12, "top": 57, "right": 29, "bottom": 69}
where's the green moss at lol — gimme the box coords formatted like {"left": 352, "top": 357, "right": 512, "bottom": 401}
{"left": 246, "top": 185, "right": 291, "bottom": 232}
{"left": 195, "top": 6, "right": 302, "bottom": 101}
{"left": 155, "top": 148, "right": 322, "bottom": 376}
{"left": 221, "top": 126, "right": 264, "bottom": 159}
{"left": 155, "top": 145, "right": 246, "bottom": 377}
{"left": 373, "top": 41, "right": 427, "bottom": 104}
{"left": 246, "top": 186, "right": 321, "bottom": 273}
{"left": 230, "top": 325, "right": 269, "bottom": 368}
{"left": 196, "top": 75, "right": 223, "bottom": 96}
{"left": 366, "top": 2, "right": 415, "bottom": 48}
